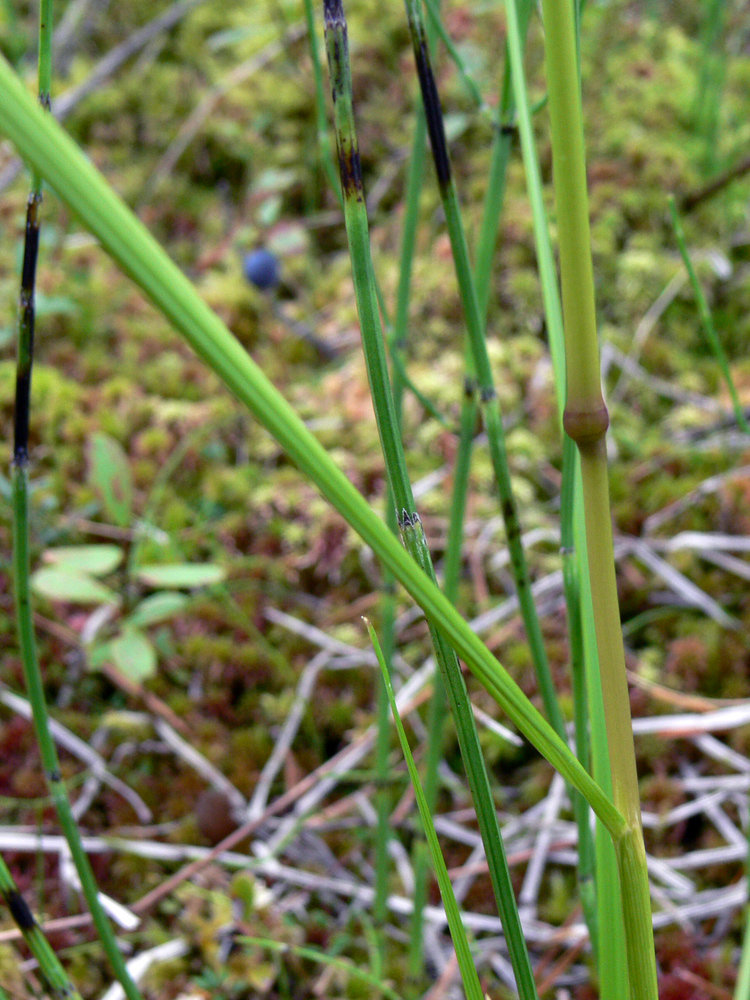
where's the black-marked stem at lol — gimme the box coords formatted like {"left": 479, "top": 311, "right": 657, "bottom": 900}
{"left": 10, "top": 5, "right": 143, "bottom": 997}
{"left": 0, "top": 856, "right": 83, "bottom": 1000}
{"left": 403, "top": 0, "right": 566, "bottom": 751}
{"left": 322, "top": 3, "right": 537, "bottom": 995}
{"left": 303, "top": 0, "right": 341, "bottom": 201}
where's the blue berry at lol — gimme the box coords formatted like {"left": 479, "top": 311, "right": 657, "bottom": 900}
{"left": 243, "top": 249, "right": 280, "bottom": 291}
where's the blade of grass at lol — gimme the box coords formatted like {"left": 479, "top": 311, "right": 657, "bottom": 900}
{"left": 385, "top": 98, "right": 438, "bottom": 978}
{"left": 365, "top": 619, "right": 484, "bottom": 1000}
{"left": 0, "top": 48, "right": 628, "bottom": 843}
{"left": 473, "top": 0, "right": 533, "bottom": 326}
{"left": 421, "top": 0, "right": 487, "bottom": 113}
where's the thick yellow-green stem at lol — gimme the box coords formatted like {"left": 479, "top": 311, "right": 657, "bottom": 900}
{"left": 539, "top": 0, "right": 657, "bottom": 997}
{"left": 578, "top": 445, "right": 640, "bottom": 828}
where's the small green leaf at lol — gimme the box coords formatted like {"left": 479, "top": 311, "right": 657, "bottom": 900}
{"left": 88, "top": 642, "right": 113, "bottom": 669}
{"left": 134, "top": 563, "right": 225, "bottom": 589}
{"left": 110, "top": 629, "right": 157, "bottom": 682}
{"left": 35, "top": 293, "right": 79, "bottom": 317}
{"left": 127, "top": 591, "right": 188, "bottom": 627}
{"left": 31, "top": 568, "right": 120, "bottom": 605}
{"left": 43, "top": 544, "right": 123, "bottom": 577}
{"left": 88, "top": 432, "right": 133, "bottom": 528}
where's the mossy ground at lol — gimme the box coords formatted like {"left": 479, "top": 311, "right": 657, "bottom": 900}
{"left": 0, "top": 0, "right": 749, "bottom": 996}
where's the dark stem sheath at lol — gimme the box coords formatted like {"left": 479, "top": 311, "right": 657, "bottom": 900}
{"left": 14, "top": 191, "right": 42, "bottom": 466}
{"left": 405, "top": 12, "right": 451, "bottom": 188}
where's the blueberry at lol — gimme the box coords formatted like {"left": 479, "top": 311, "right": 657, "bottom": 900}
{"left": 243, "top": 249, "right": 280, "bottom": 291}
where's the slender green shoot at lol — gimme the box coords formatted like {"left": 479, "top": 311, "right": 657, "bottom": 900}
{"left": 0, "top": 858, "right": 84, "bottom": 1000}
{"left": 385, "top": 98, "right": 437, "bottom": 975}
{"left": 303, "top": 0, "right": 392, "bottom": 941}
{"left": 668, "top": 196, "right": 749, "bottom": 435}
{"left": 303, "top": 0, "right": 340, "bottom": 201}
{"left": 10, "top": 7, "right": 142, "bottom": 997}
{"left": 421, "top": 0, "right": 487, "bottom": 113}
{"left": 473, "top": 0, "right": 533, "bottom": 325}
{"left": 240, "top": 933, "right": 404, "bottom": 1000}
{"left": 366, "top": 619, "right": 484, "bottom": 1000}
{"left": 402, "top": 0, "right": 567, "bottom": 753}
{"left": 322, "top": 3, "right": 537, "bottom": 994}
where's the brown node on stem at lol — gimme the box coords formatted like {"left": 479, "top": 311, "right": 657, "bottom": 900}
{"left": 563, "top": 403, "right": 609, "bottom": 446}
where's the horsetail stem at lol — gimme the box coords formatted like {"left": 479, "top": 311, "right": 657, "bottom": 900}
{"left": 10, "top": 5, "right": 143, "bottom": 997}
{"left": 322, "top": 2, "right": 538, "bottom": 994}
{"left": 402, "top": 0, "right": 567, "bottom": 749}
{"left": 0, "top": 858, "right": 84, "bottom": 999}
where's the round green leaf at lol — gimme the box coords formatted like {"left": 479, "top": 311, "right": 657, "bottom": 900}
{"left": 134, "top": 563, "right": 225, "bottom": 589}
{"left": 127, "top": 591, "right": 188, "bottom": 627}
{"left": 43, "top": 544, "right": 123, "bottom": 577}
{"left": 110, "top": 629, "right": 157, "bottom": 682}
{"left": 31, "top": 568, "right": 121, "bottom": 605}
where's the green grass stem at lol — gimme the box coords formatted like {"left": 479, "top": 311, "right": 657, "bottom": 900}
{"left": 501, "top": 0, "right": 614, "bottom": 974}
{"left": 12, "top": 468, "right": 143, "bottom": 1000}
{"left": 322, "top": 3, "right": 537, "bottom": 992}
{"left": 0, "top": 44, "right": 628, "bottom": 839}
{"left": 421, "top": 0, "right": 487, "bottom": 113}
{"left": 539, "top": 0, "right": 657, "bottom": 994}
{"left": 10, "top": 6, "right": 142, "bottom": 997}
{"left": 240, "top": 933, "right": 405, "bottom": 1000}
{"left": 385, "top": 100, "right": 439, "bottom": 977}
{"left": 0, "top": 856, "right": 84, "bottom": 1000}
{"left": 366, "top": 620, "right": 484, "bottom": 1000}
{"left": 402, "top": 0, "right": 567, "bottom": 753}
{"left": 473, "top": 0, "right": 533, "bottom": 325}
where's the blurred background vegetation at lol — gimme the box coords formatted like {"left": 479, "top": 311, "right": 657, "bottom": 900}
{"left": 1, "top": 0, "right": 750, "bottom": 995}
